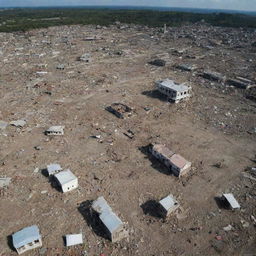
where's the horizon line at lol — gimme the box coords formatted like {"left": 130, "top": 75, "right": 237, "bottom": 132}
{"left": 0, "top": 5, "right": 256, "bottom": 13}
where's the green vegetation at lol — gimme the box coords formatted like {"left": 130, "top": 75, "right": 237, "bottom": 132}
{"left": 0, "top": 8, "right": 256, "bottom": 32}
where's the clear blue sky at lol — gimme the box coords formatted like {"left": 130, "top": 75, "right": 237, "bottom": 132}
{"left": 0, "top": 0, "right": 255, "bottom": 11}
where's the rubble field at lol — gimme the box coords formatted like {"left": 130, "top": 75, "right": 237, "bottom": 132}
{"left": 0, "top": 23, "right": 256, "bottom": 255}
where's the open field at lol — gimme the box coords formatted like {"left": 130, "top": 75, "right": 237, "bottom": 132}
{"left": 0, "top": 23, "right": 256, "bottom": 255}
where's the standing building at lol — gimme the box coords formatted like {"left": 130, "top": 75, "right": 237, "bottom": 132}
{"left": 155, "top": 79, "right": 191, "bottom": 103}
{"left": 12, "top": 225, "right": 42, "bottom": 255}
{"left": 151, "top": 144, "right": 191, "bottom": 177}
{"left": 54, "top": 169, "right": 78, "bottom": 193}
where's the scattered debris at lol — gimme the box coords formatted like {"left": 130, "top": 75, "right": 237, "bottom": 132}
{"left": 0, "top": 121, "right": 8, "bottom": 130}
{"left": 106, "top": 103, "right": 133, "bottom": 119}
{"left": 65, "top": 234, "right": 83, "bottom": 247}
{"left": 92, "top": 196, "right": 128, "bottom": 242}
{"left": 202, "top": 71, "right": 225, "bottom": 82}
{"left": 123, "top": 129, "right": 135, "bottom": 139}
{"left": 56, "top": 64, "right": 65, "bottom": 70}
{"left": 155, "top": 79, "right": 192, "bottom": 103}
{"left": 149, "top": 59, "right": 166, "bottom": 67}
{"left": 78, "top": 53, "right": 91, "bottom": 62}
{"left": 176, "top": 64, "right": 197, "bottom": 72}
{"left": 45, "top": 126, "right": 64, "bottom": 136}
{"left": 159, "top": 194, "right": 180, "bottom": 218}
{"left": 0, "top": 177, "right": 11, "bottom": 188}
{"left": 54, "top": 169, "right": 78, "bottom": 193}
{"left": 223, "top": 224, "right": 233, "bottom": 231}
{"left": 12, "top": 225, "right": 42, "bottom": 255}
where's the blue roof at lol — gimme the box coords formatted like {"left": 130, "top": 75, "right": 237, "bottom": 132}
{"left": 12, "top": 225, "right": 41, "bottom": 248}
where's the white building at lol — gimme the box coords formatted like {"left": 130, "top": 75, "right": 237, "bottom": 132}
{"left": 159, "top": 194, "right": 180, "bottom": 217}
{"left": 54, "top": 169, "right": 78, "bottom": 193}
{"left": 12, "top": 225, "right": 42, "bottom": 255}
{"left": 155, "top": 79, "right": 191, "bottom": 103}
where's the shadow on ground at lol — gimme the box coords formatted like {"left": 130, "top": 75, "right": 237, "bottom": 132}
{"left": 141, "top": 200, "right": 162, "bottom": 218}
{"left": 214, "top": 196, "right": 230, "bottom": 209}
{"left": 139, "top": 145, "right": 171, "bottom": 176}
{"left": 78, "top": 200, "right": 109, "bottom": 240}
{"left": 142, "top": 90, "right": 168, "bottom": 102}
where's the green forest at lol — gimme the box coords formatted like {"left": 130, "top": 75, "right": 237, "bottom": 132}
{"left": 0, "top": 8, "right": 256, "bottom": 32}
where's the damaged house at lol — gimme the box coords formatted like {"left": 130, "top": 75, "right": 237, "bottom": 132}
{"left": 155, "top": 79, "right": 191, "bottom": 103}
{"left": 106, "top": 103, "right": 133, "bottom": 119}
{"left": 151, "top": 144, "right": 191, "bottom": 177}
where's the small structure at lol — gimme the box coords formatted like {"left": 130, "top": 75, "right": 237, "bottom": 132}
{"left": 54, "top": 169, "right": 78, "bottom": 193}
{"left": 151, "top": 144, "right": 191, "bottom": 177}
{"left": 202, "top": 71, "right": 225, "bottom": 82}
{"left": 176, "top": 64, "right": 197, "bottom": 72}
{"left": 45, "top": 126, "right": 64, "bottom": 136}
{"left": 78, "top": 53, "right": 91, "bottom": 62}
{"left": 65, "top": 234, "right": 83, "bottom": 247}
{"left": 155, "top": 79, "right": 191, "bottom": 103}
{"left": 159, "top": 194, "right": 180, "bottom": 217}
{"left": 46, "top": 164, "right": 62, "bottom": 176}
{"left": 106, "top": 103, "right": 133, "bottom": 119}
{"left": 12, "top": 225, "right": 42, "bottom": 255}
{"left": 222, "top": 193, "right": 240, "bottom": 209}
{"left": 92, "top": 196, "right": 128, "bottom": 242}
{"left": 10, "top": 120, "right": 26, "bottom": 128}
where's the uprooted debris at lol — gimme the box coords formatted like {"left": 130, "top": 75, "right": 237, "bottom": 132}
{"left": 106, "top": 103, "right": 133, "bottom": 119}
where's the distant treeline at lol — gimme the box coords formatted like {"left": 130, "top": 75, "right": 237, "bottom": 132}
{"left": 0, "top": 8, "right": 256, "bottom": 32}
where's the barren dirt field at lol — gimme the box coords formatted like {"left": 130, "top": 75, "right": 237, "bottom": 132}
{"left": 0, "top": 23, "right": 256, "bottom": 256}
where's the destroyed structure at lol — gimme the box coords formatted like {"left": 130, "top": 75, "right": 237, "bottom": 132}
{"left": 54, "top": 169, "right": 78, "bottom": 193}
{"left": 151, "top": 144, "right": 191, "bottom": 177}
{"left": 92, "top": 196, "right": 128, "bottom": 242}
{"left": 12, "top": 225, "right": 42, "bottom": 255}
{"left": 106, "top": 103, "right": 133, "bottom": 119}
{"left": 155, "top": 79, "right": 191, "bottom": 103}
{"left": 159, "top": 194, "right": 180, "bottom": 218}
{"left": 222, "top": 193, "right": 241, "bottom": 210}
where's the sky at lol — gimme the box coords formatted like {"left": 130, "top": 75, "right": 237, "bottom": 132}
{"left": 0, "top": 0, "right": 255, "bottom": 11}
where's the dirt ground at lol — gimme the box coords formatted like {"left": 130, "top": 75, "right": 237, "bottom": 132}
{"left": 0, "top": 23, "right": 256, "bottom": 256}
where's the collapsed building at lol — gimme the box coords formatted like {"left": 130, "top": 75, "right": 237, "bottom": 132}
{"left": 106, "top": 103, "right": 133, "bottom": 119}
{"left": 150, "top": 144, "right": 191, "bottom": 177}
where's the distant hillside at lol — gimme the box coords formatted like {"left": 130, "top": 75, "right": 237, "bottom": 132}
{"left": 0, "top": 7, "right": 256, "bottom": 32}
